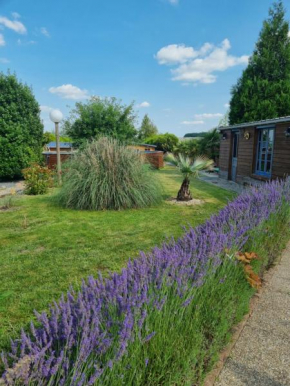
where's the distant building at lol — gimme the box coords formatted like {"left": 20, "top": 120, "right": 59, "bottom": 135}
{"left": 43, "top": 142, "right": 74, "bottom": 169}
{"left": 128, "top": 144, "right": 157, "bottom": 152}
{"left": 129, "top": 144, "right": 164, "bottom": 169}
{"left": 45, "top": 142, "right": 73, "bottom": 152}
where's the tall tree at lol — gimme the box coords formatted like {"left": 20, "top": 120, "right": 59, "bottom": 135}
{"left": 229, "top": 1, "right": 290, "bottom": 124}
{"left": 0, "top": 72, "right": 43, "bottom": 180}
{"left": 218, "top": 111, "right": 229, "bottom": 127}
{"left": 138, "top": 114, "right": 158, "bottom": 139}
{"left": 64, "top": 97, "right": 137, "bottom": 145}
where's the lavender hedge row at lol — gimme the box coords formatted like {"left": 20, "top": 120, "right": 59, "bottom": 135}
{"left": 1, "top": 179, "right": 290, "bottom": 385}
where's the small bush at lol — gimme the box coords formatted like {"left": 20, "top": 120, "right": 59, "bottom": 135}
{"left": 22, "top": 164, "right": 53, "bottom": 195}
{"left": 54, "top": 137, "right": 162, "bottom": 210}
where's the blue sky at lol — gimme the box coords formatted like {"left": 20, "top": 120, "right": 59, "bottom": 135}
{"left": 0, "top": 0, "right": 288, "bottom": 136}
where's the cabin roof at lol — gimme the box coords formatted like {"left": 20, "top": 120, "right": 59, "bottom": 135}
{"left": 47, "top": 142, "right": 73, "bottom": 148}
{"left": 220, "top": 116, "right": 290, "bottom": 131}
{"left": 138, "top": 143, "right": 157, "bottom": 147}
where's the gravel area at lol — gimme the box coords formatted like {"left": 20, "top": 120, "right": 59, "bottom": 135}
{"left": 0, "top": 181, "right": 24, "bottom": 197}
{"left": 215, "top": 242, "right": 290, "bottom": 386}
{"left": 166, "top": 198, "right": 203, "bottom": 206}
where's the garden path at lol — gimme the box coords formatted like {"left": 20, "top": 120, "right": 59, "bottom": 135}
{"left": 215, "top": 242, "right": 290, "bottom": 386}
{"left": 198, "top": 172, "right": 245, "bottom": 194}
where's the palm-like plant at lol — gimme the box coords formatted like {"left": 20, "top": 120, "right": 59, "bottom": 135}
{"left": 166, "top": 154, "right": 214, "bottom": 201}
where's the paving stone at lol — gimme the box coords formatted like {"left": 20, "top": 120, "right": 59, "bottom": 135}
{"left": 198, "top": 172, "right": 245, "bottom": 194}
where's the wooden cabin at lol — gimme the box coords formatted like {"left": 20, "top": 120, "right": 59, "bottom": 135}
{"left": 129, "top": 144, "right": 164, "bottom": 169}
{"left": 43, "top": 142, "right": 74, "bottom": 169}
{"left": 42, "top": 151, "right": 73, "bottom": 169}
{"left": 128, "top": 144, "right": 157, "bottom": 152}
{"left": 219, "top": 116, "right": 290, "bottom": 185}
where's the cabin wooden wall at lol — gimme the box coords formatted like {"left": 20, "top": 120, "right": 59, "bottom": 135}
{"left": 142, "top": 152, "right": 164, "bottom": 169}
{"left": 272, "top": 122, "right": 290, "bottom": 179}
{"left": 128, "top": 145, "right": 156, "bottom": 152}
{"left": 219, "top": 130, "right": 232, "bottom": 178}
{"left": 44, "top": 153, "right": 72, "bottom": 169}
{"left": 236, "top": 127, "right": 255, "bottom": 179}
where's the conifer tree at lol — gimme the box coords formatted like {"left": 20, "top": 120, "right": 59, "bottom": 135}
{"left": 138, "top": 114, "right": 158, "bottom": 139}
{"left": 229, "top": 1, "right": 290, "bottom": 124}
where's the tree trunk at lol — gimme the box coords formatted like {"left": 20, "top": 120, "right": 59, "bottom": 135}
{"left": 177, "top": 177, "right": 192, "bottom": 201}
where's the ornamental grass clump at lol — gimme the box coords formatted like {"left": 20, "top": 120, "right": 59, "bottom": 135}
{"left": 54, "top": 137, "right": 162, "bottom": 210}
{"left": 1, "top": 180, "right": 290, "bottom": 385}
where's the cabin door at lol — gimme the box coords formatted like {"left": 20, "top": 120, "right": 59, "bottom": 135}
{"left": 255, "top": 128, "right": 274, "bottom": 178}
{"left": 231, "top": 132, "right": 239, "bottom": 182}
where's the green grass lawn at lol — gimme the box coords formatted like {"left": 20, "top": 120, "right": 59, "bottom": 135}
{"left": 0, "top": 167, "right": 235, "bottom": 350}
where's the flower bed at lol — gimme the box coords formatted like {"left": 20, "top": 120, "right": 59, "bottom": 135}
{"left": 1, "top": 180, "right": 290, "bottom": 385}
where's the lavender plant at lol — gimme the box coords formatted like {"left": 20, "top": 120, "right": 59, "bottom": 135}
{"left": 1, "top": 179, "right": 290, "bottom": 385}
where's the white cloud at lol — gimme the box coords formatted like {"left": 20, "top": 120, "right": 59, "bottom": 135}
{"left": 0, "top": 57, "right": 9, "bottom": 63}
{"left": 156, "top": 42, "right": 212, "bottom": 65}
{"left": 168, "top": 0, "right": 179, "bottom": 5}
{"left": 156, "top": 44, "right": 196, "bottom": 65}
{"left": 137, "top": 101, "right": 150, "bottom": 108}
{"left": 156, "top": 39, "right": 249, "bottom": 85}
{"left": 224, "top": 103, "right": 230, "bottom": 108}
{"left": 0, "top": 16, "right": 26, "bottom": 34}
{"left": 288, "top": 31, "right": 290, "bottom": 38}
{"left": 40, "top": 105, "right": 53, "bottom": 113}
{"left": 181, "top": 120, "right": 204, "bottom": 125}
{"left": 17, "top": 39, "right": 36, "bottom": 46}
{"left": 11, "top": 12, "right": 21, "bottom": 19}
{"left": 194, "top": 113, "right": 223, "bottom": 119}
{"left": 41, "top": 27, "right": 50, "bottom": 37}
{"left": 0, "top": 33, "right": 5, "bottom": 46}
{"left": 49, "top": 84, "right": 89, "bottom": 100}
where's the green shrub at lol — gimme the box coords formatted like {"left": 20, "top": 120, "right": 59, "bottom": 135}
{"left": 144, "top": 133, "right": 179, "bottom": 152}
{"left": 55, "top": 137, "right": 162, "bottom": 210}
{"left": 63, "top": 97, "right": 137, "bottom": 146}
{"left": 22, "top": 164, "right": 53, "bottom": 195}
{"left": 0, "top": 72, "right": 43, "bottom": 180}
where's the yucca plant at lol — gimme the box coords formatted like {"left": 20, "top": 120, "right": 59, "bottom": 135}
{"left": 166, "top": 154, "right": 213, "bottom": 201}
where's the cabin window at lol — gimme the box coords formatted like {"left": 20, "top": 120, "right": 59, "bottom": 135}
{"left": 255, "top": 127, "right": 274, "bottom": 177}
